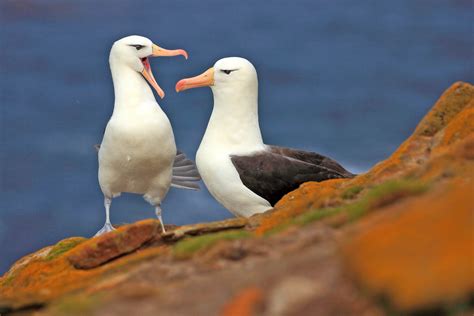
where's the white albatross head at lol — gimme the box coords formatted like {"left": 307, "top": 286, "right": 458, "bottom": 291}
{"left": 110, "top": 35, "right": 188, "bottom": 99}
{"left": 176, "top": 57, "right": 264, "bottom": 149}
{"left": 175, "top": 57, "right": 257, "bottom": 98}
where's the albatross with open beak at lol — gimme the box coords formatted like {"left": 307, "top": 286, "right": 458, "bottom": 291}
{"left": 176, "top": 57, "right": 354, "bottom": 217}
{"left": 96, "top": 35, "right": 199, "bottom": 236}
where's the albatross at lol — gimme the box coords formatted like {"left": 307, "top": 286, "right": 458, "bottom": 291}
{"left": 96, "top": 35, "right": 199, "bottom": 236}
{"left": 175, "top": 57, "right": 354, "bottom": 217}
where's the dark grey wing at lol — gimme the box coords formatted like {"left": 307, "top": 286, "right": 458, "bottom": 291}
{"left": 231, "top": 148, "right": 353, "bottom": 206}
{"left": 267, "top": 145, "right": 355, "bottom": 178}
{"left": 171, "top": 150, "right": 201, "bottom": 190}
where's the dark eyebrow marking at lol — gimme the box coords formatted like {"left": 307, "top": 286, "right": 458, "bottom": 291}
{"left": 221, "top": 69, "right": 238, "bottom": 74}
{"left": 128, "top": 44, "right": 145, "bottom": 50}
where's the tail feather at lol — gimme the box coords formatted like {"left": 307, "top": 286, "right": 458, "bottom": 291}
{"left": 172, "top": 175, "right": 201, "bottom": 181}
{"left": 171, "top": 150, "right": 201, "bottom": 190}
{"left": 173, "top": 153, "right": 187, "bottom": 164}
{"left": 173, "top": 164, "right": 196, "bottom": 172}
{"left": 171, "top": 180, "right": 200, "bottom": 190}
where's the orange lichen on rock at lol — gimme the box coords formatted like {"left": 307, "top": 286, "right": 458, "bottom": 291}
{"left": 413, "top": 81, "right": 474, "bottom": 137}
{"left": 68, "top": 219, "right": 161, "bottom": 269}
{"left": 417, "top": 135, "right": 474, "bottom": 183}
{"left": 342, "top": 180, "right": 474, "bottom": 311}
{"left": 438, "top": 101, "right": 474, "bottom": 148}
{"left": 360, "top": 135, "right": 431, "bottom": 184}
{"left": 356, "top": 81, "right": 473, "bottom": 186}
{"left": 0, "top": 221, "right": 165, "bottom": 310}
{"left": 254, "top": 179, "right": 348, "bottom": 235}
{"left": 1, "top": 81, "right": 473, "bottom": 315}
{"left": 274, "top": 179, "right": 347, "bottom": 209}
{"left": 0, "top": 241, "right": 96, "bottom": 309}
{"left": 220, "top": 287, "right": 264, "bottom": 316}
{"left": 255, "top": 81, "right": 474, "bottom": 236}
{"left": 339, "top": 83, "right": 474, "bottom": 311}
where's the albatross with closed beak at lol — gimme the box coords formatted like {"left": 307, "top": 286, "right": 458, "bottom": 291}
{"left": 96, "top": 35, "right": 199, "bottom": 236}
{"left": 176, "top": 57, "right": 354, "bottom": 217}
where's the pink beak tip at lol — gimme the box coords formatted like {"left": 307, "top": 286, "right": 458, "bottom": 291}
{"left": 175, "top": 80, "right": 184, "bottom": 92}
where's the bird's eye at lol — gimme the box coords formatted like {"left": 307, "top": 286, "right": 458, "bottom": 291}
{"left": 221, "top": 70, "right": 233, "bottom": 75}
{"left": 129, "top": 44, "right": 145, "bottom": 51}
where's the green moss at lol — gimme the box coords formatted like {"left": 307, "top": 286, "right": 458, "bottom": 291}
{"left": 173, "top": 230, "right": 251, "bottom": 259}
{"left": 341, "top": 186, "right": 363, "bottom": 199}
{"left": 1, "top": 240, "right": 84, "bottom": 286}
{"left": 46, "top": 238, "right": 87, "bottom": 261}
{"left": 263, "top": 222, "right": 293, "bottom": 237}
{"left": 263, "top": 207, "right": 342, "bottom": 237}
{"left": 49, "top": 294, "right": 102, "bottom": 316}
{"left": 294, "top": 207, "right": 342, "bottom": 226}
{"left": 345, "top": 179, "right": 428, "bottom": 221}
{"left": 369, "top": 179, "right": 427, "bottom": 199}
{"left": 266, "top": 179, "right": 429, "bottom": 234}
{"left": 350, "top": 179, "right": 426, "bottom": 220}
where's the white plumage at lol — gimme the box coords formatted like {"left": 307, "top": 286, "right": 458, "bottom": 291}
{"left": 176, "top": 57, "right": 354, "bottom": 218}
{"left": 178, "top": 58, "right": 272, "bottom": 216}
{"left": 194, "top": 58, "right": 271, "bottom": 216}
{"left": 96, "top": 35, "right": 197, "bottom": 236}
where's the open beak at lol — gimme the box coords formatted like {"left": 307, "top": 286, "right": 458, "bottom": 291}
{"left": 141, "top": 44, "right": 188, "bottom": 99}
{"left": 175, "top": 67, "right": 214, "bottom": 92}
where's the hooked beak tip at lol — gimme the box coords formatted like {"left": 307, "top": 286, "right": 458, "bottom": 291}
{"left": 152, "top": 44, "right": 189, "bottom": 60}
{"left": 157, "top": 86, "right": 165, "bottom": 99}
{"left": 175, "top": 68, "right": 214, "bottom": 94}
{"left": 175, "top": 80, "right": 185, "bottom": 93}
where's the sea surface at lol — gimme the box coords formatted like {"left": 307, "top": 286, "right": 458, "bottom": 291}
{"left": 0, "top": 0, "right": 472, "bottom": 273}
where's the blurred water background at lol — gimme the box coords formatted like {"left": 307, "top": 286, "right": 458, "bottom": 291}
{"left": 0, "top": 0, "right": 472, "bottom": 273}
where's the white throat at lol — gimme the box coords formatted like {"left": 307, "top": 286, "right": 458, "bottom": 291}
{"left": 202, "top": 82, "right": 264, "bottom": 153}
{"left": 109, "top": 58, "right": 156, "bottom": 111}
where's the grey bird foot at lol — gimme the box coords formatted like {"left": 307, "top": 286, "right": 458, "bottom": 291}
{"left": 94, "top": 222, "right": 116, "bottom": 237}
{"left": 155, "top": 206, "right": 166, "bottom": 234}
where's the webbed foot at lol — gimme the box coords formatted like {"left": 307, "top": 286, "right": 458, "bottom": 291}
{"left": 94, "top": 222, "right": 116, "bottom": 237}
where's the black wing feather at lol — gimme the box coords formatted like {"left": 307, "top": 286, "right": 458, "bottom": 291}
{"left": 231, "top": 146, "right": 354, "bottom": 206}
{"left": 267, "top": 145, "right": 355, "bottom": 178}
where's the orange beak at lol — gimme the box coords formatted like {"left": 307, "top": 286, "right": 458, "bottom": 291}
{"left": 141, "top": 44, "right": 188, "bottom": 99}
{"left": 175, "top": 67, "right": 214, "bottom": 93}
{"left": 151, "top": 44, "right": 188, "bottom": 60}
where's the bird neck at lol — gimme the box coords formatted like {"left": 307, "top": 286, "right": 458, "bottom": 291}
{"left": 203, "top": 86, "right": 264, "bottom": 152}
{"left": 110, "top": 61, "right": 157, "bottom": 111}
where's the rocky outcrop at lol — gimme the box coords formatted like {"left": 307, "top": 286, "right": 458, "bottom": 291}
{"left": 1, "top": 82, "right": 473, "bottom": 316}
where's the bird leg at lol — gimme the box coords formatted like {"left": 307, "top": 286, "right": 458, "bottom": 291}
{"left": 94, "top": 196, "right": 116, "bottom": 236}
{"left": 155, "top": 205, "right": 166, "bottom": 233}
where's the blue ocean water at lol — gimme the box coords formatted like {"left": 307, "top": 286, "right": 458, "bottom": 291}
{"left": 0, "top": 0, "right": 472, "bottom": 273}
